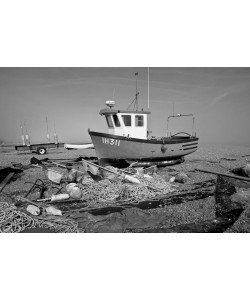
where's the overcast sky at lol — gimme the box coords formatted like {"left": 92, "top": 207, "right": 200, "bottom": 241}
{"left": 0, "top": 67, "right": 249, "bottom": 146}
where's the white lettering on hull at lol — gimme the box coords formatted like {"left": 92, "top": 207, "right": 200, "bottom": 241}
{"left": 101, "top": 137, "right": 120, "bottom": 146}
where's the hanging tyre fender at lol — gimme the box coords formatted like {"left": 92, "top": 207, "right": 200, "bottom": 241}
{"left": 161, "top": 144, "right": 168, "bottom": 153}
{"left": 36, "top": 146, "right": 47, "bottom": 155}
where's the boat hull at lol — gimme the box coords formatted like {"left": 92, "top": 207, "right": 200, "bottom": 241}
{"left": 89, "top": 131, "right": 198, "bottom": 162}
{"left": 64, "top": 143, "right": 94, "bottom": 150}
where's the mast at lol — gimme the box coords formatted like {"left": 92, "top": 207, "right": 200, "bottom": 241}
{"left": 147, "top": 67, "right": 149, "bottom": 109}
{"left": 127, "top": 72, "right": 140, "bottom": 110}
{"left": 53, "top": 120, "right": 58, "bottom": 144}
{"left": 20, "top": 122, "right": 25, "bottom": 145}
{"left": 135, "top": 72, "right": 139, "bottom": 111}
{"left": 23, "top": 121, "right": 30, "bottom": 146}
{"left": 46, "top": 116, "right": 50, "bottom": 143}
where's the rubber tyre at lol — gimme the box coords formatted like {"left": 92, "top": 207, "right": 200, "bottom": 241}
{"left": 37, "top": 146, "right": 47, "bottom": 155}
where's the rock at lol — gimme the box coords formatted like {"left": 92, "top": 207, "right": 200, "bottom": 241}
{"left": 67, "top": 169, "right": 78, "bottom": 182}
{"left": 174, "top": 172, "right": 188, "bottom": 183}
{"left": 143, "top": 165, "right": 157, "bottom": 175}
{"left": 169, "top": 176, "right": 175, "bottom": 183}
{"left": 27, "top": 205, "right": 40, "bottom": 216}
{"left": 46, "top": 169, "right": 63, "bottom": 184}
{"left": 231, "top": 189, "right": 250, "bottom": 207}
{"left": 215, "top": 175, "right": 238, "bottom": 217}
{"left": 243, "top": 164, "right": 250, "bottom": 177}
{"left": 231, "top": 166, "right": 249, "bottom": 178}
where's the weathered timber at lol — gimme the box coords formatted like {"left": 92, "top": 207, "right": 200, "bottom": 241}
{"left": 63, "top": 180, "right": 215, "bottom": 218}
{"left": 0, "top": 172, "right": 15, "bottom": 193}
{"left": 127, "top": 209, "right": 244, "bottom": 233}
{"left": 196, "top": 168, "right": 250, "bottom": 182}
{"left": 126, "top": 175, "right": 244, "bottom": 233}
{"left": 214, "top": 175, "right": 240, "bottom": 217}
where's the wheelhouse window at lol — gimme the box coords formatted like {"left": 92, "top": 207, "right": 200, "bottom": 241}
{"left": 135, "top": 115, "right": 144, "bottom": 126}
{"left": 105, "top": 115, "right": 114, "bottom": 128}
{"left": 112, "top": 114, "right": 120, "bottom": 127}
{"left": 122, "top": 115, "right": 131, "bottom": 126}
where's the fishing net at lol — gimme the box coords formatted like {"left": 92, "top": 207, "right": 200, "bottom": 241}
{"left": 80, "top": 173, "right": 176, "bottom": 205}
{"left": 0, "top": 202, "right": 78, "bottom": 233}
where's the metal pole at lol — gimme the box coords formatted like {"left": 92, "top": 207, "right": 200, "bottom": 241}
{"left": 24, "top": 121, "right": 30, "bottom": 146}
{"left": 46, "top": 116, "right": 50, "bottom": 143}
{"left": 147, "top": 67, "right": 149, "bottom": 109}
{"left": 20, "top": 122, "right": 25, "bottom": 145}
{"left": 196, "top": 168, "right": 250, "bottom": 182}
{"left": 53, "top": 120, "right": 58, "bottom": 144}
{"left": 192, "top": 116, "right": 195, "bottom": 137}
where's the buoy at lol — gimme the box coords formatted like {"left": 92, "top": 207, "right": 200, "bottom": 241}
{"left": 124, "top": 174, "right": 140, "bottom": 184}
{"left": 27, "top": 205, "right": 40, "bottom": 216}
{"left": 45, "top": 206, "right": 62, "bottom": 216}
{"left": 51, "top": 194, "right": 69, "bottom": 201}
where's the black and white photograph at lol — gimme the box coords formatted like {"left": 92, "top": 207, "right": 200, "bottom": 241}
{"left": 0, "top": 67, "right": 250, "bottom": 233}
{"left": 1, "top": 1, "right": 250, "bottom": 300}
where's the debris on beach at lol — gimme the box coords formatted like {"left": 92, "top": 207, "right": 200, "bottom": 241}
{"left": 0, "top": 167, "right": 23, "bottom": 193}
{"left": 174, "top": 172, "right": 189, "bottom": 183}
{"left": 1, "top": 152, "right": 250, "bottom": 233}
{"left": 0, "top": 202, "right": 77, "bottom": 233}
{"left": 27, "top": 204, "right": 40, "bottom": 216}
{"left": 66, "top": 183, "right": 82, "bottom": 199}
{"left": 231, "top": 163, "right": 250, "bottom": 178}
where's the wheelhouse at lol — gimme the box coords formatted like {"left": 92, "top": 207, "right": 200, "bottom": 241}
{"left": 100, "top": 105, "right": 151, "bottom": 139}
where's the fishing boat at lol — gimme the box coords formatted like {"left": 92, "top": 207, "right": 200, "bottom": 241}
{"left": 89, "top": 72, "right": 199, "bottom": 166}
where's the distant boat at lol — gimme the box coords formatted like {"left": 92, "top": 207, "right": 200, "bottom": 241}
{"left": 64, "top": 143, "right": 94, "bottom": 150}
{"left": 89, "top": 72, "right": 198, "bottom": 166}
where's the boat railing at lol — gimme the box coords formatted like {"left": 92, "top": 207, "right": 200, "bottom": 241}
{"left": 166, "top": 114, "right": 196, "bottom": 138}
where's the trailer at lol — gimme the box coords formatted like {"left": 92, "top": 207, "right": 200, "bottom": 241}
{"left": 15, "top": 142, "right": 65, "bottom": 155}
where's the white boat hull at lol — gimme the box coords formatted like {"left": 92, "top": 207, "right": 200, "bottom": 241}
{"left": 64, "top": 143, "right": 94, "bottom": 150}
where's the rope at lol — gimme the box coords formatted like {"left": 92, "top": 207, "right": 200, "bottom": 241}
{"left": 79, "top": 174, "right": 176, "bottom": 206}
{"left": 0, "top": 202, "right": 78, "bottom": 233}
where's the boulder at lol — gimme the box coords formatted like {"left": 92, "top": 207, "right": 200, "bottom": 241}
{"left": 243, "top": 164, "right": 250, "bottom": 177}
{"left": 174, "top": 172, "right": 188, "bottom": 183}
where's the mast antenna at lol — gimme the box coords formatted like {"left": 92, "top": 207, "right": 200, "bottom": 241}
{"left": 127, "top": 72, "right": 139, "bottom": 110}
{"left": 135, "top": 72, "right": 139, "bottom": 110}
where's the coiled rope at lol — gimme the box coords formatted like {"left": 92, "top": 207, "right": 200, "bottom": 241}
{"left": 0, "top": 202, "right": 78, "bottom": 233}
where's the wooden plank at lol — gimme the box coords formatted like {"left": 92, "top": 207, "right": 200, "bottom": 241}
{"left": 0, "top": 172, "right": 15, "bottom": 193}
{"left": 196, "top": 168, "right": 250, "bottom": 182}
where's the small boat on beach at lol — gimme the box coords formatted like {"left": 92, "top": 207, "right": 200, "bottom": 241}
{"left": 64, "top": 143, "right": 94, "bottom": 150}
{"left": 89, "top": 73, "right": 199, "bottom": 166}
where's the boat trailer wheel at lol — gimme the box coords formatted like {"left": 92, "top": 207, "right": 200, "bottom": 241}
{"left": 36, "top": 146, "right": 47, "bottom": 155}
